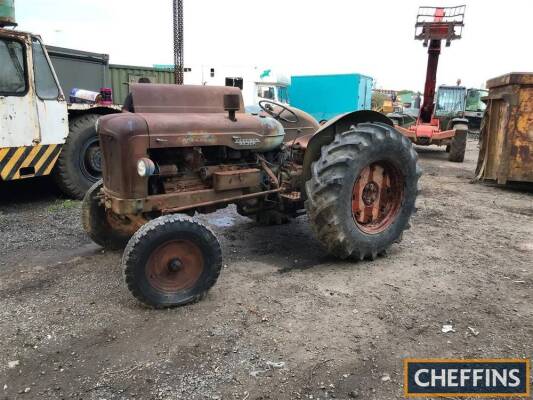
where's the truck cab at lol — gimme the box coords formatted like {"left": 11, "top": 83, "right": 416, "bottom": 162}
{"left": 434, "top": 85, "right": 467, "bottom": 117}
{"left": 464, "top": 88, "right": 488, "bottom": 134}
{"left": 0, "top": 29, "right": 68, "bottom": 180}
{"left": 183, "top": 65, "right": 290, "bottom": 109}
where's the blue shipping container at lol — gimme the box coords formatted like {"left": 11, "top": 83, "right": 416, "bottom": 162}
{"left": 290, "top": 73, "right": 373, "bottom": 122}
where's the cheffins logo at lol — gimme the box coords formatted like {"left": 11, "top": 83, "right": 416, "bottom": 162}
{"left": 404, "top": 359, "right": 530, "bottom": 397}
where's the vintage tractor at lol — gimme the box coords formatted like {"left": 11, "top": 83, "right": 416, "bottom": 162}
{"left": 82, "top": 84, "right": 421, "bottom": 308}
{"left": 394, "top": 6, "right": 469, "bottom": 162}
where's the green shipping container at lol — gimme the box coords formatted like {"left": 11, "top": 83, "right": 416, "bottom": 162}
{"left": 109, "top": 64, "right": 175, "bottom": 104}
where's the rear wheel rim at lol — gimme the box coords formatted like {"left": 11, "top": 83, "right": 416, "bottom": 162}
{"left": 352, "top": 161, "right": 404, "bottom": 234}
{"left": 146, "top": 240, "right": 204, "bottom": 293}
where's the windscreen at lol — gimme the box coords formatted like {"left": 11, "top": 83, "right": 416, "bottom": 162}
{"left": 0, "top": 38, "right": 26, "bottom": 95}
{"left": 32, "top": 37, "right": 60, "bottom": 99}
{"left": 435, "top": 87, "right": 466, "bottom": 115}
{"left": 465, "top": 89, "right": 488, "bottom": 112}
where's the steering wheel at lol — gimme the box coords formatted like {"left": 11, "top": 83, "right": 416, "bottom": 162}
{"left": 258, "top": 100, "right": 299, "bottom": 123}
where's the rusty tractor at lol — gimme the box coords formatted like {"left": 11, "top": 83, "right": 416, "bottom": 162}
{"left": 82, "top": 84, "right": 421, "bottom": 308}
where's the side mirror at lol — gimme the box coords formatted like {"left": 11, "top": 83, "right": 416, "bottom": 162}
{"left": 224, "top": 94, "right": 240, "bottom": 122}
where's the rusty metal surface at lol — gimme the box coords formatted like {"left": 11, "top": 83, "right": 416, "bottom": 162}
{"left": 146, "top": 239, "right": 203, "bottom": 293}
{"left": 98, "top": 113, "right": 150, "bottom": 199}
{"left": 486, "top": 73, "right": 533, "bottom": 88}
{"left": 213, "top": 169, "right": 261, "bottom": 191}
{"left": 396, "top": 124, "right": 455, "bottom": 143}
{"left": 105, "top": 187, "right": 281, "bottom": 215}
{"left": 97, "top": 84, "right": 288, "bottom": 200}
{"left": 140, "top": 112, "right": 284, "bottom": 151}
{"left": 257, "top": 103, "right": 319, "bottom": 143}
{"left": 130, "top": 84, "right": 244, "bottom": 114}
{"left": 352, "top": 161, "right": 404, "bottom": 234}
{"left": 476, "top": 73, "right": 533, "bottom": 184}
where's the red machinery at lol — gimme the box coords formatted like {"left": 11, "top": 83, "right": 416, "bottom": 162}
{"left": 396, "top": 6, "right": 469, "bottom": 162}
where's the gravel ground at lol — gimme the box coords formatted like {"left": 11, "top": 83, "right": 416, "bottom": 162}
{"left": 0, "top": 139, "right": 532, "bottom": 400}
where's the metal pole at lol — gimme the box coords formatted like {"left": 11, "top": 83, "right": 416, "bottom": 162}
{"left": 173, "top": 0, "right": 184, "bottom": 84}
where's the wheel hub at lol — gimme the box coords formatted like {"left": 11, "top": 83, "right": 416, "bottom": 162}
{"left": 85, "top": 146, "right": 102, "bottom": 173}
{"left": 168, "top": 258, "right": 183, "bottom": 273}
{"left": 362, "top": 181, "right": 379, "bottom": 206}
{"left": 146, "top": 240, "right": 204, "bottom": 293}
{"left": 80, "top": 137, "right": 102, "bottom": 182}
{"left": 352, "top": 161, "right": 404, "bottom": 234}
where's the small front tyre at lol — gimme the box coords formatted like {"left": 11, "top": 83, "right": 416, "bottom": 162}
{"left": 82, "top": 180, "right": 138, "bottom": 250}
{"left": 122, "top": 215, "right": 222, "bottom": 308}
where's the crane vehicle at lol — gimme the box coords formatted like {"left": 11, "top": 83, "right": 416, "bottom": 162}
{"left": 394, "top": 6, "right": 469, "bottom": 162}
{"left": 0, "top": 1, "right": 125, "bottom": 198}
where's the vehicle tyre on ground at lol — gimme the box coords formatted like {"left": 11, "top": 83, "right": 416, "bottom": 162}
{"left": 122, "top": 215, "right": 222, "bottom": 308}
{"left": 305, "top": 122, "right": 421, "bottom": 260}
{"left": 53, "top": 114, "right": 102, "bottom": 199}
{"left": 448, "top": 124, "right": 468, "bottom": 162}
{"left": 82, "top": 180, "right": 139, "bottom": 250}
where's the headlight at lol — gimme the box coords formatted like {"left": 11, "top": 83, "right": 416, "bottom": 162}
{"left": 137, "top": 158, "right": 156, "bottom": 177}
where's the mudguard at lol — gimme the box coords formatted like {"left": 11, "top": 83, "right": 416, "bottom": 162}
{"left": 301, "top": 110, "right": 394, "bottom": 193}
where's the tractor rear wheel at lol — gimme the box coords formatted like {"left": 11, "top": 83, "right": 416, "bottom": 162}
{"left": 82, "top": 180, "right": 140, "bottom": 250}
{"left": 122, "top": 215, "right": 222, "bottom": 308}
{"left": 448, "top": 125, "right": 468, "bottom": 162}
{"left": 305, "top": 122, "right": 421, "bottom": 260}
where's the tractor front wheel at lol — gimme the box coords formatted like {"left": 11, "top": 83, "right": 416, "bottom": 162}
{"left": 122, "top": 215, "right": 222, "bottom": 308}
{"left": 82, "top": 180, "right": 141, "bottom": 250}
{"left": 305, "top": 122, "right": 421, "bottom": 260}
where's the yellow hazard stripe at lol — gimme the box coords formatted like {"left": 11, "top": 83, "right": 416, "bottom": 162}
{"left": 11, "top": 145, "right": 41, "bottom": 180}
{"left": 42, "top": 148, "right": 62, "bottom": 176}
{"left": 2, "top": 147, "right": 26, "bottom": 178}
{"left": 0, "top": 148, "right": 11, "bottom": 163}
{"left": 0, "top": 144, "right": 62, "bottom": 181}
{"left": 32, "top": 145, "right": 56, "bottom": 174}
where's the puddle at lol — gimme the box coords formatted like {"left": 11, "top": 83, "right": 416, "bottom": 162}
{"left": 209, "top": 216, "right": 236, "bottom": 228}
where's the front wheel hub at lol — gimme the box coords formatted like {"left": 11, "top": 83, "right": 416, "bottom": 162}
{"left": 352, "top": 161, "right": 404, "bottom": 234}
{"left": 168, "top": 258, "right": 183, "bottom": 273}
{"left": 146, "top": 240, "right": 204, "bottom": 293}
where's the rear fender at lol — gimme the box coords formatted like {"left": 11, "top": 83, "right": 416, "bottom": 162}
{"left": 451, "top": 117, "right": 469, "bottom": 131}
{"left": 301, "top": 110, "right": 393, "bottom": 196}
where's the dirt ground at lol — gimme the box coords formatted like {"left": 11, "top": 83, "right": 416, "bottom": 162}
{"left": 0, "top": 139, "right": 532, "bottom": 400}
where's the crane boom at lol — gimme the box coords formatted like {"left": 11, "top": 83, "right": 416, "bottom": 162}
{"left": 173, "top": 0, "right": 184, "bottom": 85}
{"left": 414, "top": 5, "right": 465, "bottom": 122}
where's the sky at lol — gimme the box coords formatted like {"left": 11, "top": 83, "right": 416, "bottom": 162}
{"left": 14, "top": 0, "right": 533, "bottom": 92}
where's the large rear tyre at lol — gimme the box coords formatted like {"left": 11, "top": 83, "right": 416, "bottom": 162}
{"left": 122, "top": 215, "right": 222, "bottom": 308}
{"left": 82, "top": 180, "right": 139, "bottom": 250}
{"left": 305, "top": 122, "right": 421, "bottom": 260}
{"left": 53, "top": 114, "right": 102, "bottom": 199}
{"left": 448, "top": 125, "right": 468, "bottom": 162}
